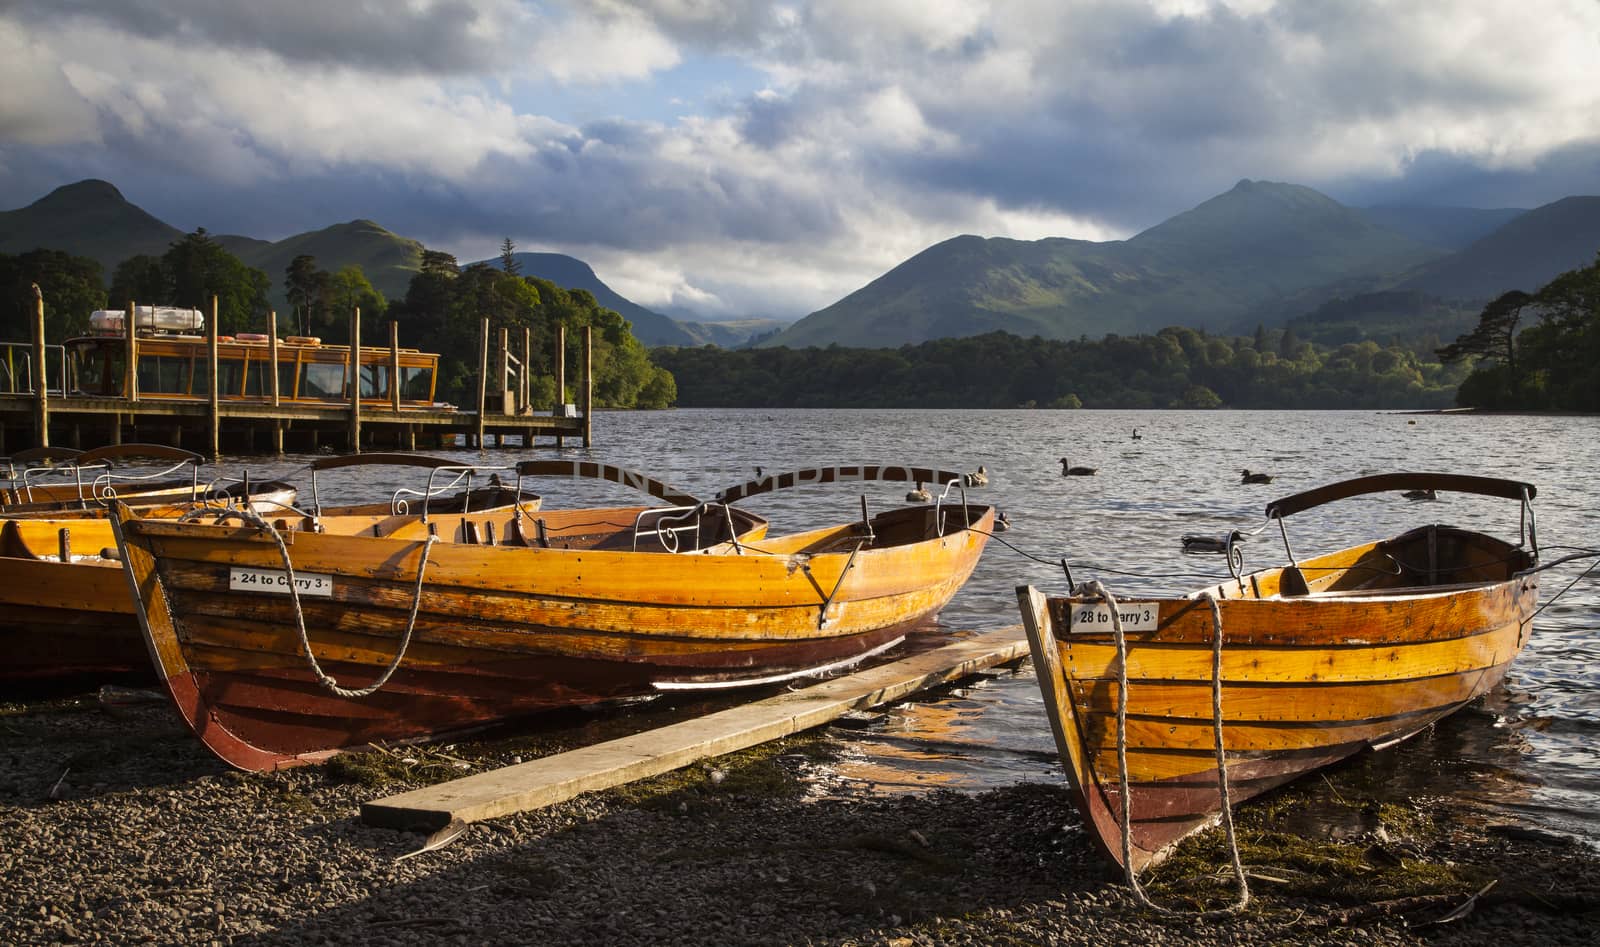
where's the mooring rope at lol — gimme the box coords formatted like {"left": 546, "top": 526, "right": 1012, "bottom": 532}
{"left": 203, "top": 506, "right": 437, "bottom": 699}
{"left": 1078, "top": 579, "right": 1250, "bottom": 917}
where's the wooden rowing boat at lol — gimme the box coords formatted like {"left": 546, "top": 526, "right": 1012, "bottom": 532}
{"left": 112, "top": 463, "right": 994, "bottom": 771}
{"left": 0, "top": 453, "right": 542, "bottom": 689}
{"left": 1017, "top": 472, "right": 1540, "bottom": 875}
{"left": 1, "top": 444, "right": 297, "bottom": 517}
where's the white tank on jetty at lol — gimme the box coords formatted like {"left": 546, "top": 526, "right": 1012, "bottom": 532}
{"left": 89, "top": 307, "right": 205, "bottom": 335}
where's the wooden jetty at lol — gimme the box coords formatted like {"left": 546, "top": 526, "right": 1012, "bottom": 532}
{"left": 361, "top": 626, "right": 1028, "bottom": 832}
{"left": 0, "top": 291, "right": 592, "bottom": 455}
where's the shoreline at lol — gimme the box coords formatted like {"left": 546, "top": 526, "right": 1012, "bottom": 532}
{"left": 4, "top": 694, "right": 1599, "bottom": 945}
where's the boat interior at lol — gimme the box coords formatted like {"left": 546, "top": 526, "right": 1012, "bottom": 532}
{"left": 1202, "top": 525, "right": 1533, "bottom": 601}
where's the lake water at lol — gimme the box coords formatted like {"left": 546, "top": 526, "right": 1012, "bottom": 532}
{"left": 231, "top": 408, "right": 1600, "bottom": 842}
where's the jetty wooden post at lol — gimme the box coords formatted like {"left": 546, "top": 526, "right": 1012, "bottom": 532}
{"left": 389, "top": 320, "right": 401, "bottom": 412}
{"left": 582, "top": 325, "right": 593, "bottom": 447}
{"left": 207, "top": 296, "right": 220, "bottom": 458}
{"left": 124, "top": 298, "right": 139, "bottom": 404}
{"left": 348, "top": 306, "right": 362, "bottom": 453}
{"left": 520, "top": 327, "right": 531, "bottom": 414}
{"left": 30, "top": 284, "right": 48, "bottom": 447}
{"left": 268, "top": 314, "right": 283, "bottom": 454}
{"left": 554, "top": 324, "right": 566, "bottom": 447}
{"left": 475, "top": 317, "right": 489, "bottom": 450}
{"left": 498, "top": 326, "right": 510, "bottom": 422}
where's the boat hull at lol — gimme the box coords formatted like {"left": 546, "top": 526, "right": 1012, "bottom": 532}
{"left": 116, "top": 503, "right": 993, "bottom": 770}
{"left": 0, "top": 503, "right": 542, "bottom": 688}
{"left": 1018, "top": 526, "right": 1538, "bottom": 874}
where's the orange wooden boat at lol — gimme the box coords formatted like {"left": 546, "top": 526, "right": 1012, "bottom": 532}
{"left": 112, "top": 463, "right": 993, "bottom": 771}
{"left": 0, "top": 453, "right": 542, "bottom": 688}
{"left": 1017, "top": 472, "right": 1541, "bottom": 875}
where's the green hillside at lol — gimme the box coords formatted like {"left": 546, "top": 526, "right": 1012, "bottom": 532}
{"left": 0, "top": 180, "right": 182, "bottom": 274}
{"left": 229, "top": 219, "right": 424, "bottom": 313}
{"left": 770, "top": 180, "right": 1447, "bottom": 348}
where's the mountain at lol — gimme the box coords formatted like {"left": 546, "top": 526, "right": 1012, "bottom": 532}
{"left": 768, "top": 180, "right": 1444, "bottom": 348}
{"left": 222, "top": 219, "right": 423, "bottom": 312}
{"left": 1397, "top": 196, "right": 1600, "bottom": 300}
{"left": 0, "top": 179, "right": 183, "bottom": 275}
{"left": 1358, "top": 204, "right": 1526, "bottom": 251}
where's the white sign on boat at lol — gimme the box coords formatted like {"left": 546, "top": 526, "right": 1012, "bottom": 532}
{"left": 228, "top": 567, "right": 335, "bottom": 597}
{"left": 1068, "top": 601, "right": 1160, "bottom": 633}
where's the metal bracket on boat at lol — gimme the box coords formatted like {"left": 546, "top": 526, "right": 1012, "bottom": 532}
{"left": 1181, "top": 531, "right": 1247, "bottom": 589}
{"left": 1520, "top": 486, "right": 1539, "bottom": 563}
{"left": 815, "top": 541, "right": 866, "bottom": 629}
{"left": 307, "top": 453, "right": 512, "bottom": 523}
{"left": 1059, "top": 557, "right": 1076, "bottom": 593}
{"left": 631, "top": 504, "right": 705, "bottom": 552}
{"left": 2, "top": 446, "right": 83, "bottom": 481}
{"left": 930, "top": 477, "right": 972, "bottom": 538}
{"left": 514, "top": 460, "right": 703, "bottom": 507}
{"left": 17, "top": 443, "right": 202, "bottom": 509}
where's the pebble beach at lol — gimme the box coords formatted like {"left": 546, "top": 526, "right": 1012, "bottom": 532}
{"left": 5, "top": 687, "right": 1600, "bottom": 946}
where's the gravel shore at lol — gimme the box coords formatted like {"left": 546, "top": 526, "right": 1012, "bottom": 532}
{"left": 4, "top": 690, "right": 1598, "bottom": 946}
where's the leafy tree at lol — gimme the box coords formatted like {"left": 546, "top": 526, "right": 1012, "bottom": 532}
{"left": 385, "top": 249, "right": 674, "bottom": 409}
{"left": 0, "top": 249, "right": 106, "bottom": 342}
{"left": 420, "top": 250, "right": 459, "bottom": 277}
{"left": 162, "top": 229, "right": 269, "bottom": 333}
{"left": 284, "top": 254, "right": 322, "bottom": 336}
{"left": 1277, "top": 326, "right": 1298, "bottom": 360}
{"left": 108, "top": 255, "right": 167, "bottom": 312}
{"left": 1437, "top": 290, "right": 1532, "bottom": 407}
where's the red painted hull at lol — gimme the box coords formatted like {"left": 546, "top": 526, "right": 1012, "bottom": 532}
{"left": 115, "top": 502, "right": 992, "bottom": 770}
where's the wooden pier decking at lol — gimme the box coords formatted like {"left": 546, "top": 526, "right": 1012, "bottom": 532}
{"left": 1, "top": 292, "right": 593, "bottom": 455}
{"left": 362, "top": 626, "right": 1029, "bottom": 832}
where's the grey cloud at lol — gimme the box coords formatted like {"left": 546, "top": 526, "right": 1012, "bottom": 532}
{"left": 1329, "top": 141, "right": 1600, "bottom": 210}
{"left": 12, "top": 0, "right": 525, "bottom": 74}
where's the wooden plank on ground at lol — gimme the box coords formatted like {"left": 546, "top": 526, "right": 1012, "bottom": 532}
{"left": 362, "top": 626, "right": 1027, "bottom": 831}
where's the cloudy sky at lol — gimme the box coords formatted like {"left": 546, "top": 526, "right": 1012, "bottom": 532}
{"left": 2, "top": 1, "right": 1598, "bottom": 321}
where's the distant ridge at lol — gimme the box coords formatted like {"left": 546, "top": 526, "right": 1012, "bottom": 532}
{"left": 0, "top": 180, "right": 183, "bottom": 275}
{"left": 767, "top": 181, "right": 1600, "bottom": 348}
{"left": 768, "top": 180, "right": 1442, "bottom": 347}
{"left": 1398, "top": 196, "right": 1600, "bottom": 299}
{"left": 1359, "top": 204, "right": 1526, "bottom": 251}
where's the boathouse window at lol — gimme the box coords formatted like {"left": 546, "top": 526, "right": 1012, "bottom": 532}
{"left": 192, "top": 358, "right": 244, "bottom": 397}
{"left": 137, "top": 354, "right": 191, "bottom": 395}
{"left": 360, "top": 364, "right": 386, "bottom": 399}
{"left": 299, "top": 362, "right": 346, "bottom": 400}
{"left": 243, "top": 359, "right": 272, "bottom": 397}
{"left": 70, "top": 344, "right": 123, "bottom": 396}
{"left": 279, "top": 362, "right": 297, "bottom": 399}
{"left": 401, "top": 366, "right": 433, "bottom": 402}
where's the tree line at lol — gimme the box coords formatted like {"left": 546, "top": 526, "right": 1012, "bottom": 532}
{"left": 652, "top": 327, "right": 1471, "bottom": 409}
{"left": 0, "top": 234, "right": 675, "bottom": 409}
{"left": 1437, "top": 252, "right": 1598, "bottom": 411}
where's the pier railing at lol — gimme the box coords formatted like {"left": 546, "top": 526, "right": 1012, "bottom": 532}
{"left": 0, "top": 343, "right": 67, "bottom": 397}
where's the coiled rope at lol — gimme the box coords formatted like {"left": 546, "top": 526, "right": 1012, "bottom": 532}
{"left": 198, "top": 506, "right": 437, "bottom": 698}
{"left": 1078, "top": 579, "right": 1250, "bottom": 916}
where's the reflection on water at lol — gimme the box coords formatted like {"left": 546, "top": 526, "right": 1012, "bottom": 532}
{"left": 210, "top": 408, "right": 1599, "bottom": 843}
